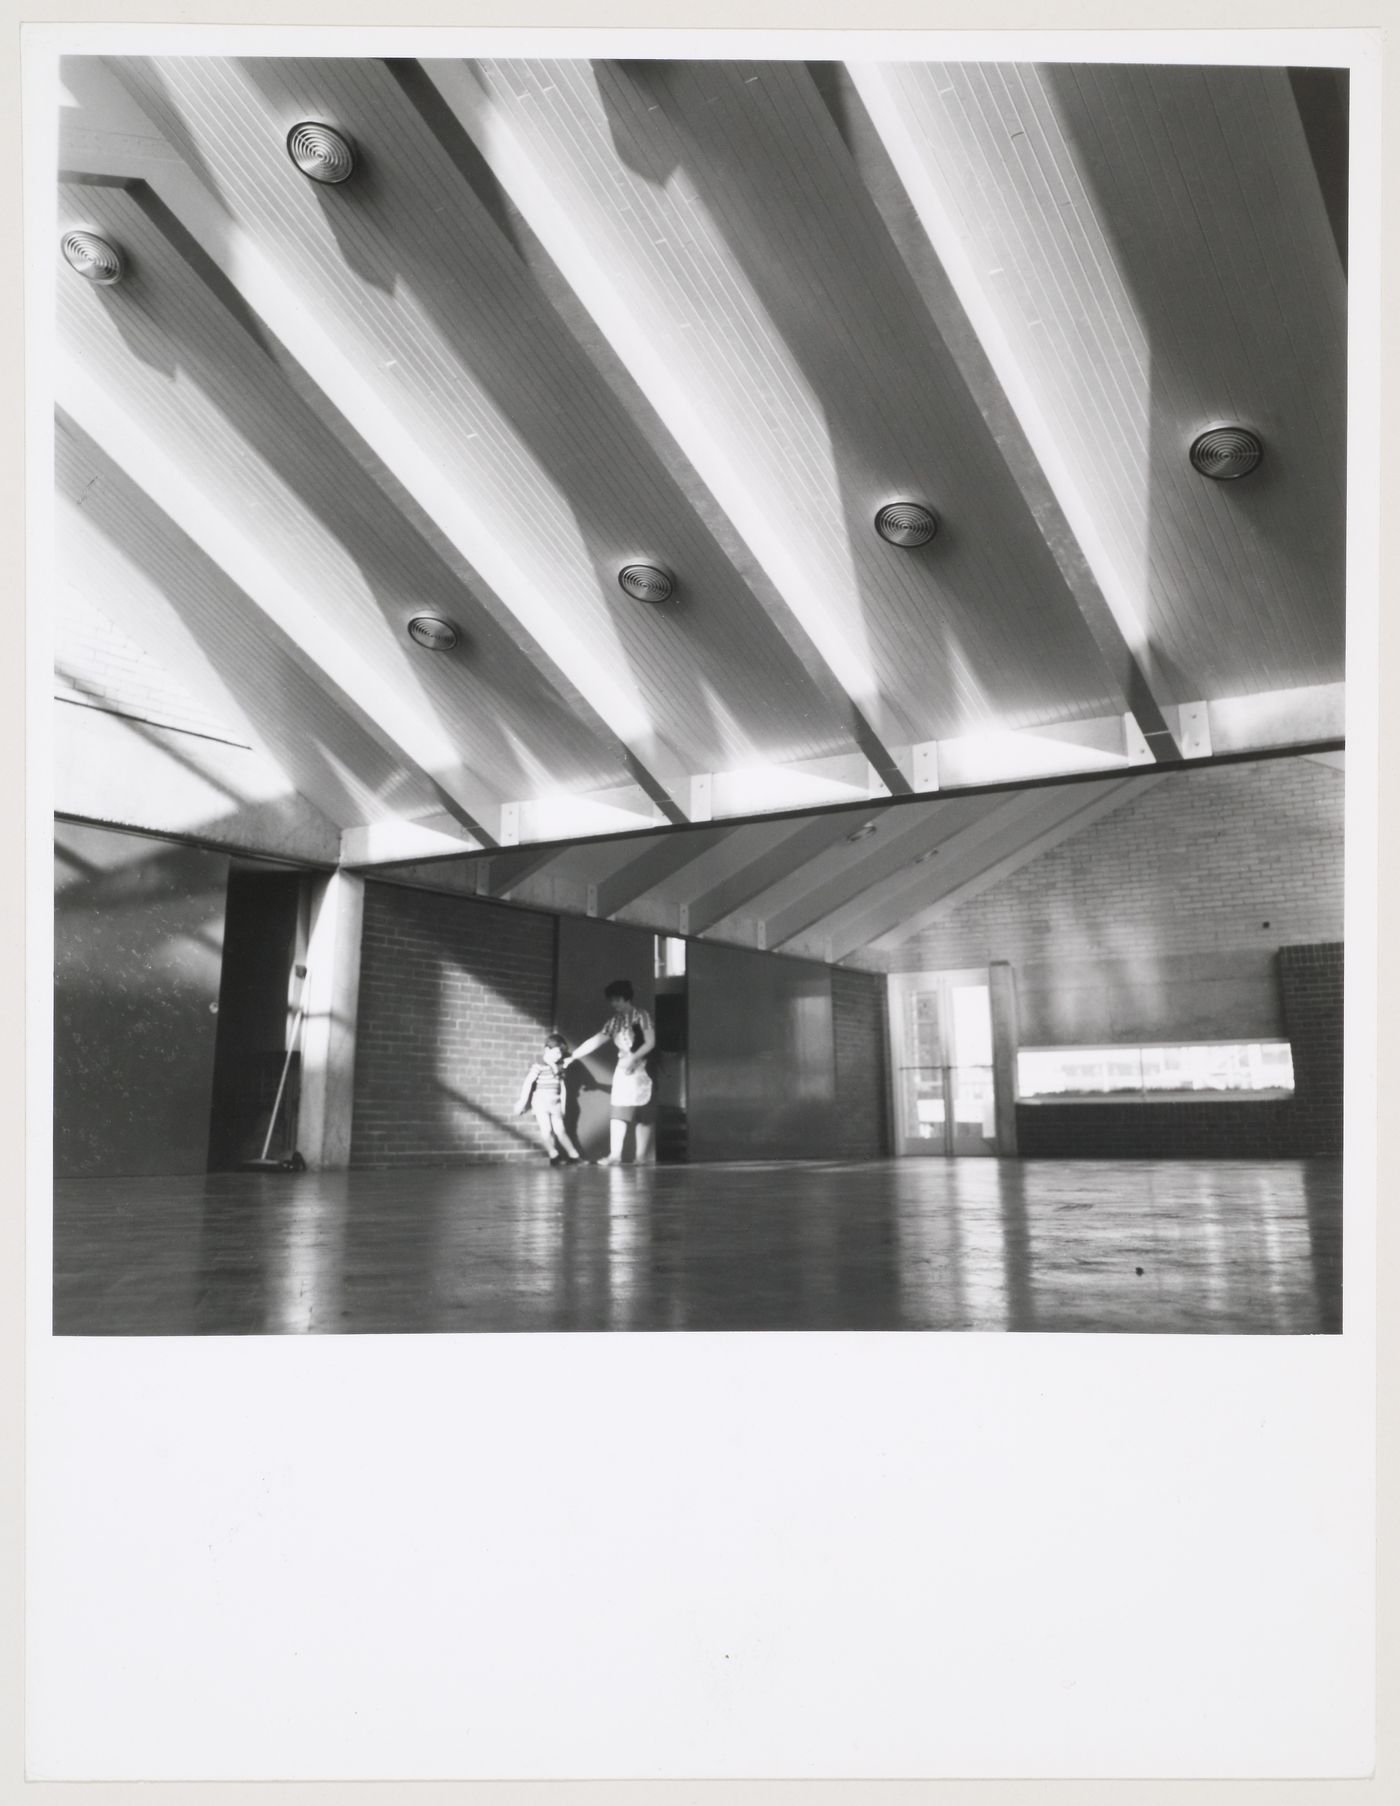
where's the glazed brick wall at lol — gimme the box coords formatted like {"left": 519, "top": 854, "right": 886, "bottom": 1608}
{"left": 831, "top": 967, "right": 890, "bottom": 1158}
{"left": 55, "top": 589, "right": 239, "bottom": 743}
{"left": 885, "top": 759, "right": 1343, "bottom": 974}
{"left": 1017, "top": 941, "right": 1343, "bottom": 1158}
{"left": 352, "top": 883, "right": 556, "bottom": 1167}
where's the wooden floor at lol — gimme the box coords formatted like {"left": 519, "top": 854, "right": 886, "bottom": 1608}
{"left": 52, "top": 1157, "right": 1342, "bottom": 1336}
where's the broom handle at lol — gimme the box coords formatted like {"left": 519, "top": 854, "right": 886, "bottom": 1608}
{"left": 257, "top": 968, "right": 309, "bottom": 1163}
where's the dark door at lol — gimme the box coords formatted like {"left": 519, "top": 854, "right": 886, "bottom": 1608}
{"left": 206, "top": 870, "right": 304, "bottom": 1170}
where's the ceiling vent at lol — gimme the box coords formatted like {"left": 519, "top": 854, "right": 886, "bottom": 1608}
{"left": 286, "top": 121, "right": 357, "bottom": 185}
{"left": 618, "top": 563, "right": 675, "bottom": 604}
{"left": 846, "top": 819, "right": 879, "bottom": 844}
{"left": 407, "top": 615, "right": 459, "bottom": 652}
{"left": 1189, "top": 426, "right": 1263, "bottom": 481}
{"left": 875, "top": 501, "right": 939, "bottom": 547}
{"left": 61, "top": 231, "right": 124, "bottom": 285}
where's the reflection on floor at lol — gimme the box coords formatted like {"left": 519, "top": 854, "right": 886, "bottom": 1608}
{"left": 52, "top": 1158, "right": 1342, "bottom": 1337}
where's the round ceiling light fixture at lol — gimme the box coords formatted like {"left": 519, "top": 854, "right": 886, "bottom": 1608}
{"left": 846, "top": 819, "right": 879, "bottom": 844}
{"left": 912, "top": 847, "right": 938, "bottom": 865}
{"left": 1189, "top": 425, "right": 1263, "bottom": 481}
{"left": 618, "top": 562, "right": 676, "bottom": 604}
{"left": 286, "top": 121, "right": 357, "bottom": 185}
{"left": 407, "top": 614, "right": 459, "bottom": 652}
{"left": 61, "top": 230, "right": 124, "bottom": 285}
{"left": 875, "top": 501, "right": 939, "bottom": 547}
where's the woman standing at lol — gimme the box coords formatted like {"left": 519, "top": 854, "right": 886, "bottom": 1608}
{"left": 566, "top": 979, "right": 657, "bottom": 1165}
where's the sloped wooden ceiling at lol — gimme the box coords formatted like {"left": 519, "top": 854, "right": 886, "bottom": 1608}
{"left": 53, "top": 52, "right": 1347, "bottom": 952}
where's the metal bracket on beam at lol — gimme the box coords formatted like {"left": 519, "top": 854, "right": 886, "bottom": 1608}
{"left": 865, "top": 761, "right": 893, "bottom": 799}
{"left": 756, "top": 920, "right": 767, "bottom": 950}
{"left": 474, "top": 860, "right": 492, "bottom": 897}
{"left": 1179, "top": 702, "right": 1213, "bottom": 760}
{"left": 586, "top": 883, "right": 598, "bottom": 918}
{"left": 911, "top": 741, "right": 940, "bottom": 793}
{"left": 690, "top": 774, "right": 713, "bottom": 822}
{"left": 500, "top": 803, "right": 521, "bottom": 846}
{"left": 678, "top": 903, "right": 690, "bottom": 935}
{"left": 1123, "top": 713, "right": 1155, "bottom": 765}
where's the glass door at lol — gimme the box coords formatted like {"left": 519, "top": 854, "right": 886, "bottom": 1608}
{"left": 888, "top": 970, "right": 998, "bottom": 1157}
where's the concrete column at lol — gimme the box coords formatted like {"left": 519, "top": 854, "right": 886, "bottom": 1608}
{"left": 989, "top": 960, "right": 1020, "bottom": 1156}
{"left": 297, "top": 869, "right": 365, "bottom": 1170}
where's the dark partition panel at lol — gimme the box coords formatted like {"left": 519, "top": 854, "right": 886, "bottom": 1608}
{"left": 206, "top": 870, "right": 304, "bottom": 1170}
{"left": 687, "top": 941, "right": 837, "bottom": 1161}
{"left": 554, "top": 915, "right": 657, "bottom": 1161}
{"left": 55, "top": 822, "right": 229, "bottom": 1177}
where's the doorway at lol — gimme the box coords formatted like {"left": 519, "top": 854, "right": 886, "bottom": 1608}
{"left": 887, "top": 969, "right": 998, "bottom": 1156}
{"left": 206, "top": 867, "right": 306, "bottom": 1170}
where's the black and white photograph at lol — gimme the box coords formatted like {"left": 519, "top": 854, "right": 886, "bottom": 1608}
{"left": 21, "top": 17, "right": 1384, "bottom": 1789}
{"left": 44, "top": 46, "right": 1353, "bottom": 1338}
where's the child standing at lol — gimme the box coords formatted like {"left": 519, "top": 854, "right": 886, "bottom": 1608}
{"left": 514, "top": 1035, "right": 583, "bottom": 1165}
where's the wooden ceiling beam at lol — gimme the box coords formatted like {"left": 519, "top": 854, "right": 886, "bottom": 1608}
{"left": 867, "top": 777, "right": 1168, "bottom": 954}
{"left": 761, "top": 793, "right": 1005, "bottom": 949}
{"left": 847, "top": 62, "right": 1184, "bottom": 763}
{"left": 592, "top": 831, "right": 741, "bottom": 921}
{"left": 423, "top": 57, "right": 915, "bottom": 795}
{"left": 682, "top": 813, "right": 879, "bottom": 937}
{"left": 55, "top": 368, "right": 503, "bottom": 846}
{"left": 64, "top": 59, "right": 694, "bottom": 827}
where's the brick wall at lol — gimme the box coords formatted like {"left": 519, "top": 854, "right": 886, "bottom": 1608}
{"left": 1017, "top": 941, "right": 1343, "bottom": 1158}
{"left": 351, "top": 883, "right": 894, "bottom": 1166}
{"left": 831, "top": 967, "right": 890, "bottom": 1158}
{"left": 55, "top": 588, "right": 241, "bottom": 743}
{"left": 1279, "top": 942, "right": 1344, "bottom": 1154}
{"left": 884, "top": 761, "right": 1344, "bottom": 1162}
{"left": 887, "top": 759, "right": 1343, "bottom": 975}
{"left": 352, "top": 884, "right": 556, "bottom": 1166}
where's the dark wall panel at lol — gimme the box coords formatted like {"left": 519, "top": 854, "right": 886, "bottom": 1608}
{"left": 206, "top": 870, "right": 303, "bottom": 1169}
{"left": 831, "top": 967, "right": 891, "bottom": 1158}
{"left": 687, "top": 942, "right": 837, "bottom": 1161}
{"left": 554, "top": 915, "right": 657, "bottom": 1161}
{"left": 55, "top": 822, "right": 229, "bottom": 1177}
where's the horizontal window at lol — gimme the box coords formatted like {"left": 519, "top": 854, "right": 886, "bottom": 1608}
{"left": 1018, "top": 1042, "right": 1295, "bottom": 1101}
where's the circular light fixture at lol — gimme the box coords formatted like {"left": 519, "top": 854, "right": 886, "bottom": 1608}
{"left": 912, "top": 848, "right": 939, "bottom": 865}
{"left": 1189, "top": 426, "right": 1263, "bottom": 481}
{"left": 407, "top": 615, "right": 459, "bottom": 652}
{"left": 846, "top": 820, "right": 879, "bottom": 844}
{"left": 618, "top": 563, "right": 675, "bottom": 604}
{"left": 286, "top": 121, "right": 357, "bottom": 185}
{"left": 61, "top": 230, "right": 124, "bottom": 285}
{"left": 875, "top": 501, "right": 939, "bottom": 547}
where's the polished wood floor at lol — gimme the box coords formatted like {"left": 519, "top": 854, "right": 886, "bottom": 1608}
{"left": 53, "top": 1157, "right": 1341, "bottom": 1335}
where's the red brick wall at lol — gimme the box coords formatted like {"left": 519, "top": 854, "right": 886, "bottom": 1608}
{"left": 831, "top": 967, "right": 890, "bottom": 1158}
{"left": 352, "top": 884, "right": 556, "bottom": 1166}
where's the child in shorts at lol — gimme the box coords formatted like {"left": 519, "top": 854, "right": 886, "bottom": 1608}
{"left": 514, "top": 1034, "right": 582, "bottom": 1165}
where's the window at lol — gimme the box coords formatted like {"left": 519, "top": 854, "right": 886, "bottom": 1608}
{"left": 1018, "top": 1042, "right": 1294, "bottom": 1100}
{"left": 653, "top": 935, "right": 687, "bottom": 978}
